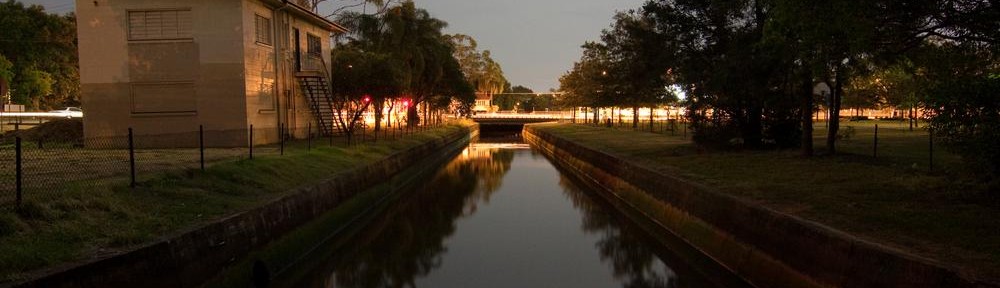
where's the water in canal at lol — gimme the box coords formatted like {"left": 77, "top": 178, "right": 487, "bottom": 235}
{"left": 253, "top": 139, "right": 749, "bottom": 288}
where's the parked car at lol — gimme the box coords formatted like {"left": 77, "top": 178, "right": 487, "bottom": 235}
{"left": 49, "top": 107, "right": 83, "bottom": 118}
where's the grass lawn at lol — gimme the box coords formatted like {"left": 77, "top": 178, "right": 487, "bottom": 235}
{"left": 531, "top": 122, "right": 1000, "bottom": 281}
{"left": 0, "top": 121, "right": 472, "bottom": 283}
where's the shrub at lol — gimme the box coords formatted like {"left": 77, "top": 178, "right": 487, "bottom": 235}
{"left": 0, "top": 213, "right": 22, "bottom": 237}
{"left": 927, "top": 75, "right": 1000, "bottom": 193}
{"left": 16, "top": 201, "right": 54, "bottom": 221}
{"left": 837, "top": 126, "right": 856, "bottom": 141}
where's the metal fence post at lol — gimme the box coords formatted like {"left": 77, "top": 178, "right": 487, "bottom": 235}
{"left": 128, "top": 128, "right": 136, "bottom": 188}
{"left": 249, "top": 124, "right": 254, "bottom": 160}
{"left": 873, "top": 124, "right": 878, "bottom": 159}
{"left": 199, "top": 125, "right": 205, "bottom": 171}
{"left": 15, "top": 137, "right": 22, "bottom": 208}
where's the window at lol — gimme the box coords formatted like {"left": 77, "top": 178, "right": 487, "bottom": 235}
{"left": 255, "top": 14, "right": 273, "bottom": 45}
{"left": 307, "top": 34, "right": 321, "bottom": 56}
{"left": 128, "top": 9, "right": 192, "bottom": 40}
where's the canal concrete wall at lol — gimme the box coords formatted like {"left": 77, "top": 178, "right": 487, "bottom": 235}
{"left": 524, "top": 125, "right": 993, "bottom": 288}
{"left": 12, "top": 125, "right": 478, "bottom": 288}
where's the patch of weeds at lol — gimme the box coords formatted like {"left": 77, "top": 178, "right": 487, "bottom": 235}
{"left": 16, "top": 201, "right": 54, "bottom": 221}
{"left": 109, "top": 207, "right": 134, "bottom": 221}
{"left": 0, "top": 213, "right": 23, "bottom": 237}
{"left": 108, "top": 227, "right": 145, "bottom": 247}
{"left": 837, "top": 126, "right": 856, "bottom": 141}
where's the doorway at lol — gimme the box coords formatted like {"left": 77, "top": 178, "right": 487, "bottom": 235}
{"left": 293, "top": 28, "right": 301, "bottom": 72}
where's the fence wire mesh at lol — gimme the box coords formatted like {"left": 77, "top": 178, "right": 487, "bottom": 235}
{"left": 0, "top": 120, "right": 454, "bottom": 209}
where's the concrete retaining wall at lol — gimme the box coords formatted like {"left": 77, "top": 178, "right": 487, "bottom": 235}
{"left": 524, "top": 125, "right": 994, "bottom": 288}
{"left": 12, "top": 125, "right": 477, "bottom": 288}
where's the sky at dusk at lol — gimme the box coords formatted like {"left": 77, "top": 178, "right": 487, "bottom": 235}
{"left": 23, "top": 0, "right": 645, "bottom": 92}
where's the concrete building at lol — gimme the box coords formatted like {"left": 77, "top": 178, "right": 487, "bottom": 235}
{"left": 473, "top": 92, "right": 494, "bottom": 113}
{"left": 76, "top": 0, "right": 346, "bottom": 146}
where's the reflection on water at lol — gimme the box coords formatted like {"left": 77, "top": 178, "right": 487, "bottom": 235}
{"left": 278, "top": 142, "right": 746, "bottom": 288}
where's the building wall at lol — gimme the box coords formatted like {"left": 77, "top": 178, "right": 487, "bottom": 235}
{"left": 78, "top": 0, "right": 248, "bottom": 147}
{"left": 243, "top": 0, "right": 280, "bottom": 144}
{"left": 285, "top": 14, "right": 332, "bottom": 139}
{"left": 242, "top": 0, "right": 333, "bottom": 141}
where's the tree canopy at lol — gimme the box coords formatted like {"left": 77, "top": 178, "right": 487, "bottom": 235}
{"left": 334, "top": 1, "right": 476, "bottom": 125}
{"left": 0, "top": 0, "right": 78, "bottom": 109}
{"left": 448, "top": 34, "right": 507, "bottom": 97}
{"left": 563, "top": 0, "right": 1000, "bottom": 184}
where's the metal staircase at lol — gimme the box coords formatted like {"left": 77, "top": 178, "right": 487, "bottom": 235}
{"left": 296, "top": 73, "right": 341, "bottom": 136}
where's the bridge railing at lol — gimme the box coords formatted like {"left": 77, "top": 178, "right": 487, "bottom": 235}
{"left": 470, "top": 111, "right": 575, "bottom": 120}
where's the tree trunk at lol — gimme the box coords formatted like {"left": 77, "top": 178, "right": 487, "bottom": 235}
{"left": 826, "top": 64, "right": 845, "bottom": 155}
{"left": 633, "top": 105, "right": 639, "bottom": 129}
{"left": 747, "top": 105, "right": 763, "bottom": 149}
{"left": 649, "top": 107, "right": 654, "bottom": 132}
{"left": 373, "top": 99, "right": 384, "bottom": 132}
{"left": 593, "top": 106, "right": 598, "bottom": 126}
{"left": 407, "top": 103, "right": 419, "bottom": 127}
{"left": 386, "top": 103, "right": 394, "bottom": 130}
{"left": 801, "top": 69, "right": 814, "bottom": 157}
{"left": 909, "top": 106, "right": 915, "bottom": 131}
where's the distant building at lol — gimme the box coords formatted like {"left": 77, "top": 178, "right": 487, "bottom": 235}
{"left": 473, "top": 92, "right": 494, "bottom": 113}
{"left": 77, "top": 0, "right": 346, "bottom": 146}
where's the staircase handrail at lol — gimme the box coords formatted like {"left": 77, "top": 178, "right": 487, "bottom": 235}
{"left": 314, "top": 53, "right": 348, "bottom": 133}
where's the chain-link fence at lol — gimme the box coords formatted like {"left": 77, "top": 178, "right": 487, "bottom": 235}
{"left": 0, "top": 120, "right": 456, "bottom": 210}
{"left": 571, "top": 118, "right": 953, "bottom": 172}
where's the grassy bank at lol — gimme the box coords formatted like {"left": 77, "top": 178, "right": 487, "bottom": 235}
{"left": 0, "top": 121, "right": 472, "bottom": 283}
{"left": 530, "top": 122, "right": 999, "bottom": 280}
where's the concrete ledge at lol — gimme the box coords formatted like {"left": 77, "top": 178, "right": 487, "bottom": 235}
{"left": 524, "top": 125, "right": 996, "bottom": 288}
{"left": 12, "top": 125, "right": 477, "bottom": 288}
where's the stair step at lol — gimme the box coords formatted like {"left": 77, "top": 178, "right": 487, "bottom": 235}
{"left": 297, "top": 75, "right": 338, "bottom": 135}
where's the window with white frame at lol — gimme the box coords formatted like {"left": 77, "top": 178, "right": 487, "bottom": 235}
{"left": 128, "top": 9, "right": 192, "bottom": 41}
{"left": 254, "top": 14, "right": 273, "bottom": 45}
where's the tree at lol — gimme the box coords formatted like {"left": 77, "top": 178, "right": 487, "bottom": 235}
{"left": 447, "top": 34, "right": 507, "bottom": 110}
{"left": 447, "top": 34, "right": 507, "bottom": 95}
{"left": 0, "top": 54, "right": 12, "bottom": 99}
{"left": 16, "top": 69, "right": 53, "bottom": 108}
{"left": 0, "top": 1, "right": 78, "bottom": 109}
{"left": 912, "top": 42, "right": 1000, "bottom": 190}
{"left": 601, "top": 10, "right": 675, "bottom": 129}
{"left": 642, "top": 0, "right": 802, "bottom": 149}
{"left": 763, "top": 0, "right": 1000, "bottom": 155}
{"left": 558, "top": 41, "right": 614, "bottom": 124}
{"left": 330, "top": 48, "right": 386, "bottom": 142}
{"left": 927, "top": 74, "right": 1000, "bottom": 190}
{"left": 336, "top": 1, "right": 473, "bottom": 126}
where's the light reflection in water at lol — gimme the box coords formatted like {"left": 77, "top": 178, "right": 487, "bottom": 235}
{"left": 276, "top": 142, "right": 746, "bottom": 288}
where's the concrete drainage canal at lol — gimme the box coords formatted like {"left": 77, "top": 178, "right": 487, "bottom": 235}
{"left": 203, "top": 132, "right": 752, "bottom": 288}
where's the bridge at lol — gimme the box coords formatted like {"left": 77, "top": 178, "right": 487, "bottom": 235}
{"left": 470, "top": 112, "right": 575, "bottom": 138}
{"left": 470, "top": 112, "right": 574, "bottom": 124}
